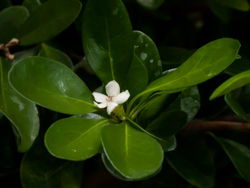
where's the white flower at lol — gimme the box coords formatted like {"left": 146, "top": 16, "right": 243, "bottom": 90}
{"left": 92, "top": 81, "right": 130, "bottom": 115}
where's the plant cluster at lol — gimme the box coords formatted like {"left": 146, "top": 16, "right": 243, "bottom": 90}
{"left": 1, "top": 0, "right": 250, "bottom": 187}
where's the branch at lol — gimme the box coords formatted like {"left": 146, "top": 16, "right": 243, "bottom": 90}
{"left": 183, "top": 119, "right": 250, "bottom": 132}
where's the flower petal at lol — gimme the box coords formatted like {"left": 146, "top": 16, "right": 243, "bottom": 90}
{"left": 94, "top": 101, "right": 108, "bottom": 108}
{"left": 113, "top": 90, "right": 130, "bottom": 104}
{"left": 106, "top": 80, "right": 120, "bottom": 97}
{"left": 92, "top": 92, "right": 108, "bottom": 102}
{"left": 107, "top": 102, "right": 118, "bottom": 115}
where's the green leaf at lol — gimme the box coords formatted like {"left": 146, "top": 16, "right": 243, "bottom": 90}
{"left": 38, "top": 43, "right": 73, "bottom": 69}
{"left": 158, "top": 135, "right": 177, "bottom": 152}
{"left": 138, "top": 92, "right": 179, "bottom": 126}
{"left": 101, "top": 122, "right": 163, "bottom": 179}
{"left": 82, "top": 0, "right": 133, "bottom": 87}
{"left": 210, "top": 133, "right": 250, "bottom": 183}
{"left": 8, "top": 56, "right": 96, "bottom": 115}
{"left": 207, "top": 0, "right": 231, "bottom": 23}
{"left": 0, "top": 57, "right": 39, "bottom": 152}
{"left": 213, "top": 0, "right": 249, "bottom": 11}
{"left": 21, "top": 141, "right": 83, "bottom": 188}
{"left": 132, "top": 31, "right": 162, "bottom": 83}
{"left": 0, "top": 6, "right": 29, "bottom": 43}
{"left": 12, "top": 45, "right": 41, "bottom": 65}
{"left": 22, "top": 0, "right": 41, "bottom": 13}
{"left": 146, "top": 110, "right": 188, "bottom": 140}
{"left": 45, "top": 117, "right": 109, "bottom": 161}
{"left": 165, "top": 136, "right": 215, "bottom": 188}
{"left": 224, "top": 56, "right": 250, "bottom": 75}
{"left": 102, "top": 153, "right": 161, "bottom": 181}
{"left": 210, "top": 70, "right": 250, "bottom": 100}
{"left": 137, "top": 69, "right": 179, "bottom": 125}
{"left": 18, "top": 0, "right": 82, "bottom": 45}
{"left": 225, "top": 89, "right": 250, "bottom": 123}
{"left": 140, "top": 38, "right": 240, "bottom": 97}
{"left": 137, "top": 0, "right": 165, "bottom": 10}
{"left": 167, "top": 86, "right": 200, "bottom": 121}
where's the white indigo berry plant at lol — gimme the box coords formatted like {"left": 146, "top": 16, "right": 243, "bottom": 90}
{"left": 2, "top": 0, "right": 250, "bottom": 187}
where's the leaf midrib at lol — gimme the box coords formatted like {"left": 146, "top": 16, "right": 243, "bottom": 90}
{"left": 105, "top": 16, "right": 115, "bottom": 80}
{"left": 66, "top": 119, "right": 109, "bottom": 146}
{"left": 20, "top": 3, "right": 79, "bottom": 41}
{"left": 145, "top": 55, "right": 229, "bottom": 95}
{"left": 12, "top": 81, "right": 95, "bottom": 108}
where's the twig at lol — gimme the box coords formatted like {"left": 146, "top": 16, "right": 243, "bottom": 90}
{"left": 183, "top": 120, "right": 250, "bottom": 132}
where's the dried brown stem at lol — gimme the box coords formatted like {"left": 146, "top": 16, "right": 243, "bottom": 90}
{"left": 184, "top": 119, "right": 250, "bottom": 132}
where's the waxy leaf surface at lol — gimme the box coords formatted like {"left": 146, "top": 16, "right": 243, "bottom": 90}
{"left": 101, "top": 122, "right": 163, "bottom": 179}
{"left": 45, "top": 117, "right": 109, "bottom": 161}
{"left": 102, "top": 153, "right": 162, "bottom": 181}
{"left": 38, "top": 43, "right": 73, "bottom": 69}
{"left": 22, "top": 0, "right": 41, "bottom": 13}
{"left": 141, "top": 38, "right": 240, "bottom": 97}
{"left": 21, "top": 141, "right": 83, "bottom": 188}
{"left": 0, "top": 57, "right": 39, "bottom": 152}
{"left": 225, "top": 89, "right": 250, "bottom": 123}
{"left": 82, "top": 0, "right": 133, "bottom": 87}
{"left": 9, "top": 56, "right": 95, "bottom": 115}
{"left": 210, "top": 70, "right": 250, "bottom": 100}
{"left": 18, "top": 0, "right": 82, "bottom": 45}
{"left": 213, "top": 0, "right": 249, "bottom": 11}
{"left": 125, "top": 32, "right": 149, "bottom": 99}
{"left": 146, "top": 110, "right": 188, "bottom": 140}
{"left": 132, "top": 31, "right": 162, "bottom": 83}
{"left": 210, "top": 133, "right": 250, "bottom": 182}
{"left": 0, "top": 6, "right": 29, "bottom": 43}
{"left": 167, "top": 86, "right": 200, "bottom": 121}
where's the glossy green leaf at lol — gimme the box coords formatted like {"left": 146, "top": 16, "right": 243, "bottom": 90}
{"left": 0, "top": 57, "right": 39, "bottom": 152}
{"left": 82, "top": 0, "right": 133, "bottom": 87}
{"left": 8, "top": 56, "right": 96, "bottom": 115}
{"left": 101, "top": 122, "right": 163, "bottom": 179}
{"left": 167, "top": 86, "right": 200, "bottom": 121}
{"left": 146, "top": 110, "right": 188, "bottom": 140}
{"left": 210, "top": 133, "right": 250, "bottom": 182}
{"left": 12, "top": 45, "right": 41, "bottom": 65}
{"left": 102, "top": 153, "right": 162, "bottom": 181}
{"left": 207, "top": 0, "right": 231, "bottom": 23}
{"left": 224, "top": 56, "right": 250, "bottom": 75}
{"left": 125, "top": 32, "right": 150, "bottom": 99}
{"left": 137, "top": 0, "right": 165, "bottom": 10}
{"left": 132, "top": 31, "right": 162, "bottom": 83}
{"left": 0, "top": 6, "right": 29, "bottom": 43}
{"left": 210, "top": 70, "right": 250, "bottom": 100}
{"left": 138, "top": 93, "right": 178, "bottom": 126}
{"left": 140, "top": 38, "right": 240, "bottom": 98}
{"left": 225, "top": 89, "right": 250, "bottom": 122}
{"left": 18, "top": 0, "right": 82, "bottom": 45}
{"left": 45, "top": 117, "right": 109, "bottom": 161}
{"left": 21, "top": 141, "right": 83, "bottom": 188}
{"left": 158, "top": 135, "right": 177, "bottom": 152}
{"left": 38, "top": 43, "right": 73, "bottom": 69}
{"left": 165, "top": 137, "right": 215, "bottom": 188}
{"left": 22, "top": 0, "right": 41, "bottom": 13}
{"left": 213, "top": 0, "right": 249, "bottom": 11}
{"left": 138, "top": 69, "right": 179, "bottom": 125}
